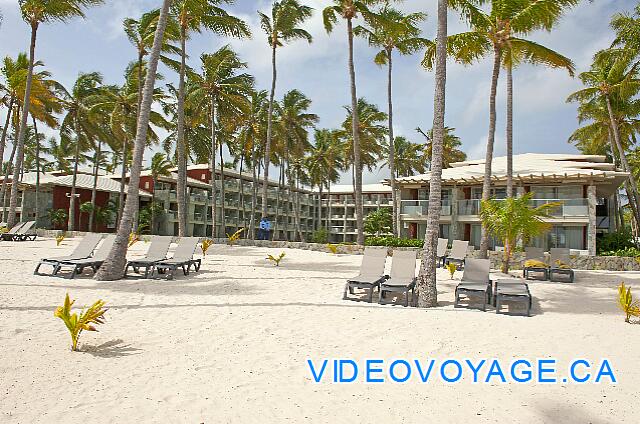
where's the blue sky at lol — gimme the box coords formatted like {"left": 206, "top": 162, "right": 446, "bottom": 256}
{"left": 0, "top": 0, "right": 636, "bottom": 184}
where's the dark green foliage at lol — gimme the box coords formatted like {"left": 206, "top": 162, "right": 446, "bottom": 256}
{"left": 365, "top": 236, "right": 423, "bottom": 247}
{"left": 597, "top": 230, "right": 636, "bottom": 254}
{"left": 364, "top": 208, "right": 392, "bottom": 236}
{"left": 311, "top": 228, "right": 329, "bottom": 243}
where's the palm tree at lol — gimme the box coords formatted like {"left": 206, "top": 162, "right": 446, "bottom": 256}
{"left": 324, "top": 0, "right": 383, "bottom": 245}
{"left": 96, "top": 0, "right": 171, "bottom": 281}
{"left": 416, "top": 0, "right": 448, "bottom": 309}
{"left": 0, "top": 53, "right": 62, "bottom": 220}
{"left": 259, "top": 0, "right": 313, "bottom": 219}
{"left": 150, "top": 152, "right": 173, "bottom": 234}
{"left": 91, "top": 66, "right": 167, "bottom": 225}
{"left": 382, "top": 136, "right": 428, "bottom": 177}
{"left": 58, "top": 72, "right": 103, "bottom": 231}
{"left": 237, "top": 89, "right": 268, "bottom": 238}
{"left": 567, "top": 51, "right": 640, "bottom": 227}
{"left": 340, "top": 99, "right": 387, "bottom": 185}
{"left": 480, "top": 192, "right": 559, "bottom": 273}
{"left": 306, "top": 129, "right": 343, "bottom": 231}
{"left": 355, "top": 4, "right": 427, "bottom": 236}
{"left": 171, "top": 0, "right": 250, "bottom": 237}
{"left": 417, "top": 126, "right": 466, "bottom": 168}
{"left": 611, "top": 3, "right": 640, "bottom": 56}
{"left": 423, "top": 0, "right": 580, "bottom": 258}
{"left": 191, "top": 45, "right": 254, "bottom": 238}
{"left": 276, "top": 89, "right": 318, "bottom": 241}
{"left": 8, "top": 0, "right": 104, "bottom": 228}
{"left": 123, "top": 8, "right": 179, "bottom": 114}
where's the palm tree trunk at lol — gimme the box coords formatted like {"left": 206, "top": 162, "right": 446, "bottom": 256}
{"left": 89, "top": 140, "right": 101, "bottom": 232}
{"left": 327, "top": 183, "right": 332, "bottom": 232}
{"left": 262, "top": 43, "right": 277, "bottom": 218}
{"left": 250, "top": 154, "right": 259, "bottom": 240}
{"left": 417, "top": 0, "right": 448, "bottom": 308}
{"left": 317, "top": 185, "right": 323, "bottom": 231}
{"left": 606, "top": 94, "right": 640, "bottom": 227}
{"left": 346, "top": 17, "right": 364, "bottom": 245}
{"left": 1, "top": 116, "right": 19, "bottom": 223}
{"left": 7, "top": 24, "right": 38, "bottom": 228}
{"left": 137, "top": 53, "right": 144, "bottom": 115}
{"left": 220, "top": 141, "right": 226, "bottom": 237}
{"left": 96, "top": 0, "right": 171, "bottom": 281}
{"left": 151, "top": 177, "right": 157, "bottom": 235}
{"left": 239, "top": 150, "right": 247, "bottom": 230}
{"left": 31, "top": 116, "right": 41, "bottom": 228}
{"left": 295, "top": 179, "right": 304, "bottom": 242}
{"left": 0, "top": 96, "right": 14, "bottom": 176}
{"left": 176, "top": 25, "right": 188, "bottom": 237}
{"left": 386, "top": 49, "right": 399, "bottom": 237}
{"left": 506, "top": 63, "right": 514, "bottom": 198}
{"left": 67, "top": 119, "right": 82, "bottom": 232}
{"left": 479, "top": 46, "right": 502, "bottom": 258}
{"left": 210, "top": 96, "right": 218, "bottom": 238}
{"left": 117, "top": 138, "right": 127, "bottom": 226}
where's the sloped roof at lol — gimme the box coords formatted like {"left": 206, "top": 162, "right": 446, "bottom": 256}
{"left": 17, "top": 172, "right": 152, "bottom": 198}
{"left": 330, "top": 183, "right": 391, "bottom": 194}
{"left": 391, "top": 154, "right": 628, "bottom": 196}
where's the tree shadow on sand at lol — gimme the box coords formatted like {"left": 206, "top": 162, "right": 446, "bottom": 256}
{"left": 80, "top": 339, "right": 142, "bottom": 358}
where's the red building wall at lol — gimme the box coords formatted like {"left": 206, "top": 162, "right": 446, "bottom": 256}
{"left": 52, "top": 186, "right": 112, "bottom": 232}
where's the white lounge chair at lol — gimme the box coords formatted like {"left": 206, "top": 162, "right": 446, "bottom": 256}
{"left": 343, "top": 247, "right": 388, "bottom": 302}
{"left": 379, "top": 250, "right": 418, "bottom": 307}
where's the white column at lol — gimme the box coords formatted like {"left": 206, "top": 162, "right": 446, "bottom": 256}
{"left": 587, "top": 184, "right": 597, "bottom": 256}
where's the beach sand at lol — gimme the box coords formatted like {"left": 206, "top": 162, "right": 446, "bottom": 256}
{"left": 0, "top": 237, "right": 638, "bottom": 423}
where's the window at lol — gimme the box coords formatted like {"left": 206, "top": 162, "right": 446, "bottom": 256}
{"left": 144, "top": 181, "right": 150, "bottom": 189}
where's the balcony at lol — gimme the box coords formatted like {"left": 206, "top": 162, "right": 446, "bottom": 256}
{"left": 456, "top": 198, "right": 589, "bottom": 217}
{"left": 401, "top": 200, "right": 452, "bottom": 216}
{"left": 458, "top": 199, "right": 480, "bottom": 216}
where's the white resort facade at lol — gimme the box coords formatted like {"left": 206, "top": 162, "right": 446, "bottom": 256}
{"left": 3, "top": 153, "right": 627, "bottom": 253}
{"left": 394, "top": 153, "right": 628, "bottom": 254}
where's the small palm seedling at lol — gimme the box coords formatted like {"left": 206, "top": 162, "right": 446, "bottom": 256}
{"left": 266, "top": 252, "right": 286, "bottom": 267}
{"left": 227, "top": 228, "right": 245, "bottom": 246}
{"left": 326, "top": 243, "right": 339, "bottom": 254}
{"left": 446, "top": 262, "right": 457, "bottom": 279}
{"left": 54, "top": 293, "right": 107, "bottom": 351}
{"left": 55, "top": 232, "right": 66, "bottom": 246}
{"left": 618, "top": 282, "right": 640, "bottom": 323}
{"left": 201, "top": 238, "right": 214, "bottom": 256}
{"left": 128, "top": 232, "right": 141, "bottom": 247}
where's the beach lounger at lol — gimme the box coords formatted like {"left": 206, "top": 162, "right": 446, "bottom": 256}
{"left": 495, "top": 279, "right": 532, "bottom": 316}
{"left": 549, "top": 248, "right": 575, "bottom": 283}
{"left": 436, "top": 238, "right": 448, "bottom": 267}
{"left": 125, "top": 236, "right": 173, "bottom": 278}
{"left": 379, "top": 250, "right": 417, "bottom": 307}
{"left": 54, "top": 235, "right": 116, "bottom": 279}
{"left": 153, "top": 237, "right": 202, "bottom": 280}
{"left": 454, "top": 258, "right": 491, "bottom": 311}
{"left": 12, "top": 220, "right": 36, "bottom": 241}
{"left": 523, "top": 247, "right": 548, "bottom": 280}
{"left": 343, "top": 247, "right": 388, "bottom": 302}
{"left": 34, "top": 233, "right": 104, "bottom": 275}
{"left": 445, "top": 240, "right": 469, "bottom": 269}
{"left": 1, "top": 222, "right": 26, "bottom": 241}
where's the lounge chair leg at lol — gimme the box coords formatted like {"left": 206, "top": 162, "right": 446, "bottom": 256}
{"left": 367, "top": 288, "right": 373, "bottom": 303}
{"left": 343, "top": 283, "right": 349, "bottom": 300}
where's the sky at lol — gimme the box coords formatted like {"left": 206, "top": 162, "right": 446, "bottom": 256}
{"left": 0, "top": 0, "right": 637, "bottom": 184}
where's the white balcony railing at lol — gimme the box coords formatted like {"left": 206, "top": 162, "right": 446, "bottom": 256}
{"left": 401, "top": 200, "right": 452, "bottom": 216}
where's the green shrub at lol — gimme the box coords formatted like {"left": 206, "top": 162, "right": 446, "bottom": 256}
{"left": 365, "top": 236, "right": 423, "bottom": 248}
{"left": 311, "top": 228, "right": 328, "bottom": 243}
{"left": 364, "top": 208, "right": 392, "bottom": 236}
{"left": 600, "top": 247, "right": 640, "bottom": 257}
{"left": 597, "top": 230, "right": 636, "bottom": 254}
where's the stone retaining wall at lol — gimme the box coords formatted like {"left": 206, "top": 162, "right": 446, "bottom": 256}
{"left": 33, "top": 231, "right": 640, "bottom": 271}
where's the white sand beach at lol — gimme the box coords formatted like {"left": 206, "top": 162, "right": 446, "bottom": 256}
{"left": 1, "top": 237, "right": 638, "bottom": 423}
